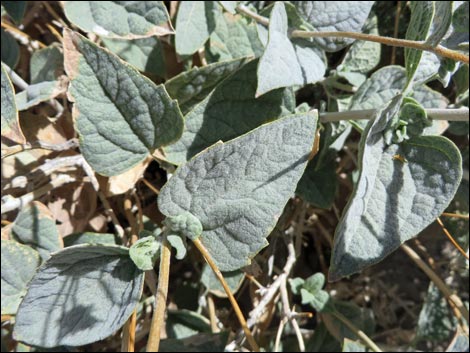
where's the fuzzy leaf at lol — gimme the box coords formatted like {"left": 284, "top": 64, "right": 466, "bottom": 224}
{"left": 1, "top": 240, "right": 41, "bottom": 315}
{"left": 165, "top": 57, "right": 249, "bottom": 114}
{"left": 1, "top": 28, "right": 19, "bottom": 69}
{"left": 295, "top": 1, "right": 374, "bottom": 52}
{"left": 12, "top": 201, "right": 62, "bottom": 260}
{"left": 63, "top": 30, "right": 183, "bottom": 176}
{"left": 329, "top": 97, "right": 462, "bottom": 281}
{"left": 219, "top": 1, "right": 238, "bottom": 14}
{"left": 256, "top": 2, "right": 325, "bottom": 96}
{"left": 159, "top": 113, "right": 317, "bottom": 271}
{"left": 13, "top": 245, "right": 144, "bottom": 347}
{"left": 64, "top": 232, "right": 117, "bottom": 247}
{"left": 201, "top": 264, "right": 244, "bottom": 297}
{"left": 30, "top": 45, "right": 63, "bottom": 84}
{"left": 1, "top": 63, "right": 25, "bottom": 145}
{"left": 64, "top": 1, "right": 172, "bottom": 39}
{"left": 175, "top": 1, "right": 218, "bottom": 56}
{"left": 129, "top": 234, "right": 160, "bottom": 270}
{"left": 16, "top": 78, "right": 68, "bottom": 111}
{"left": 163, "top": 59, "right": 295, "bottom": 164}
{"left": 426, "top": 1, "right": 453, "bottom": 47}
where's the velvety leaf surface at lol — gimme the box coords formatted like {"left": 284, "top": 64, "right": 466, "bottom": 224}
{"left": 12, "top": 201, "right": 62, "bottom": 260}
{"left": 1, "top": 240, "right": 41, "bottom": 315}
{"left": 63, "top": 30, "right": 183, "bottom": 176}
{"left": 1, "top": 28, "right": 19, "bottom": 69}
{"left": 329, "top": 97, "right": 462, "bottom": 281}
{"left": 16, "top": 78, "right": 67, "bottom": 111}
{"left": 64, "top": 1, "right": 172, "bottom": 38}
{"left": 1, "top": 63, "right": 25, "bottom": 145}
{"left": 159, "top": 113, "right": 317, "bottom": 271}
{"left": 13, "top": 245, "right": 144, "bottom": 347}
{"left": 163, "top": 59, "right": 295, "bottom": 164}
{"left": 219, "top": 1, "right": 238, "bottom": 14}
{"left": 30, "top": 44, "right": 63, "bottom": 84}
{"left": 294, "top": 1, "right": 374, "bottom": 51}
{"left": 165, "top": 57, "right": 249, "bottom": 114}
{"left": 200, "top": 264, "right": 244, "bottom": 297}
{"left": 63, "top": 232, "right": 117, "bottom": 247}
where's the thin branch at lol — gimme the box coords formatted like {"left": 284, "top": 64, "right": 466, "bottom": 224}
{"left": 193, "top": 238, "right": 260, "bottom": 352}
{"left": 436, "top": 217, "right": 469, "bottom": 260}
{"left": 280, "top": 280, "right": 305, "bottom": 352}
{"left": 401, "top": 244, "right": 470, "bottom": 324}
{"left": 441, "top": 212, "right": 469, "bottom": 220}
{"left": 2, "top": 139, "right": 79, "bottom": 159}
{"left": 121, "top": 311, "right": 137, "bottom": 352}
{"left": 147, "top": 234, "right": 172, "bottom": 352}
{"left": 236, "top": 5, "right": 469, "bottom": 64}
{"left": 320, "top": 108, "right": 469, "bottom": 123}
{"left": 207, "top": 294, "right": 220, "bottom": 333}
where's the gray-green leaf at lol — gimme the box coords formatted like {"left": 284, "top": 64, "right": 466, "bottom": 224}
{"left": 64, "top": 1, "right": 172, "bottom": 38}
{"left": 1, "top": 63, "right": 25, "bottom": 145}
{"left": 12, "top": 201, "right": 62, "bottom": 260}
{"left": 201, "top": 264, "right": 244, "bottom": 297}
{"left": 16, "top": 78, "right": 67, "bottom": 111}
{"left": 159, "top": 113, "right": 317, "bottom": 271}
{"left": 1, "top": 28, "right": 19, "bottom": 69}
{"left": 175, "top": 1, "right": 219, "bottom": 56}
{"left": 294, "top": 1, "right": 374, "bottom": 52}
{"left": 63, "top": 30, "right": 183, "bottom": 176}
{"left": 256, "top": 2, "right": 325, "bottom": 96}
{"left": 1, "top": 240, "right": 41, "bottom": 315}
{"left": 329, "top": 97, "right": 462, "bottom": 281}
{"left": 129, "top": 234, "right": 160, "bottom": 270}
{"left": 64, "top": 232, "right": 117, "bottom": 247}
{"left": 13, "top": 245, "right": 144, "bottom": 347}
{"left": 2, "top": 1, "right": 26, "bottom": 24}
{"left": 163, "top": 59, "right": 295, "bottom": 164}
{"left": 30, "top": 44, "right": 63, "bottom": 84}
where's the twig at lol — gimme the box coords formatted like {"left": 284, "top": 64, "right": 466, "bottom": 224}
{"left": 0, "top": 21, "right": 46, "bottom": 48}
{"left": 2, "top": 139, "right": 79, "bottom": 159}
{"left": 401, "top": 243, "right": 470, "bottom": 324}
{"left": 441, "top": 212, "right": 469, "bottom": 220}
{"left": 273, "top": 317, "right": 287, "bottom": 352}
{"left": 207, "top": 294, "right": 220, "bottom": 333}
{"left": 319, "top": 108, "right": 470, "bottom": 123}
{"left": 280, "top": 280, "right": 305, "bottom": 352}
{"left": 332, "top": 311, "right": 382, "bottom": 352}
{"left": 436, "top": 217, "right": 469, "bottom": 260}
{"left": 391, "top": 1, "right": 402, "bottom": 64}
{"left": 147, "top": 234, "right": 172, "bottom": 352}
{"left": 236, "top": 4, "right": 469, "bottom": 64}
{"left": 193, "top": 238, "right": 260, "bottom": 352}
{"left": 141, "top": 178, "right": 160, "bottom": 195}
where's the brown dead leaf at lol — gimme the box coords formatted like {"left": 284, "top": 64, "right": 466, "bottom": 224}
{"left": 104, "top": 156, "right": 152, "bottom": 196}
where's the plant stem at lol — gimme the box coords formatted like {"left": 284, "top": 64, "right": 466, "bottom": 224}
{"left": 441, "top": 212, "right": 469, "bottom": 220}
{"left": 146, "top": 235, "right": 172, "bottom": 352}
{"left": 401, "top": 244, "right": 470, "bottom": 324}
{"left": 436, "top": 217, "right": 469, "bottom": 260}
{"left": 192, "top": 238, "right": 260, "bottom": 352}
{"left": 1, "top": 139, "right": 79, "bottom": 159}
{"left": 332, "top": 311, "right": 382, "bottom": 352}
{"left": 319, "top": 108, "right": 469, "bottom": 123}
{"left": 236, "top": 5, "right": 469, "bottom": 64}
{"left": 121, "top": 311, "right": 137, "bottom": 352}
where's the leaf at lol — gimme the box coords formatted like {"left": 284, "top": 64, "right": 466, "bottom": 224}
{"left": 2, "top": 1, "right": 26, "bottom": 24}
{"left": 206, "top": 11, "right": 264, "bottom": 64}
{"left": 166, "top": 310, "right": 211, "bottom": 339}
{"left": 416, "top": 282, "right": 455, "bottom": 342}
{"left": 159, "top": 332, "right": 229, "bottom": 352}
{"left": 256, "top": 2, "right": 325, "bottom": 96}
{"left": 200, "top": 264, "right": 244, "bottom": 297}
{"left": 294, "top": 1, "right": 374, "bottom": 52}
{"left": 13, "top": 244, "right": 144, "bottom": 347}
{"left": 159, "top": 113, "right": 317, "bottom": 271}
{"left": 15, "top": 77, "right": 68, "bottom": 111}
{"left": 30, "top": 44, "right": 64, "bottom": 84}
{"left": 175, "top": 1, "right": 219, "bottom": 56}
{"left": 64, "top": 232, "right": 117, "bottom": 247}
{"left": 1, "top": 63, "right": 25, "bottom": 145}
{"left": 63, "top": 29, "right": 184, "bottom": 176}
{"left": 12, "top": 201, "right": 62, "bottom": 260}
{"left": 163, "top": 59, "right": 295, "bottom": 164}
{"left": 447, "top": 330, "right": 470, "bottom": 352}
{"left": 63, "top": 1, "right": 172, "bottom": 39}
{"left": 329, "top": 97, "right": 462, "bottom": 281}
{"left": 290, "top": 273, "right": 332, "bottom": 312}
{"left": 165, "top": 57, "right": 249, "bottom": 114}
{"left": 129, "top": 234, "right": 160, "bottom": 270}
{"left": 219, "top": 1, "right": 238, "bottom": 14}
{"left": 1, "top": 240, "right": 41, "bottom": 315}
{"left": 342, "top": 338, "right": 368, "bottom": 352}
{"left": 102, "top": 36, "right": 165, "bottom": 77}
{"left": 426, "top": 1, "right": 453, "bottom": 47}
{"left": 405, "top": 2, "right": 435, "bottom": 85}
{"left": 1, "top": 28, "right": 19, "bottom": 69}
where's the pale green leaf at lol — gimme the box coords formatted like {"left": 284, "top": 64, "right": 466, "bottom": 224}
{"left": 16, "top": 78, "right": 67, "bottom": 111}
{"left": 342, "top": 338, "right": 368, "bottom": 352}
{"left": 30, "top": 44, "right": 63, "bottom": 84}
{"left": 164, "top": 212, "right": 203, "bottom": 241}
{"left": 256, "top": 2, "right": 325, "bottom": 96}
{"left": 452, "top": 1, "right": 469, "bottom": 33}
{"left": 167, "top": 234, "right": 187, "bottom": 260}
{"left": 129, "top": 234, "right": 160, "bottom": 270}
{"left": 12, "top": 201, "right": 62, "bottom": 260}
{"left": 206, "top": 11, "right": 263, "bottom": 64}
{"left": 329, "top": 97, "right": 462, "bottom": 281}
{"left": 2, "top": 1, "right": 26, "bottom": 24}
{"left": 63, "top": 30, "right": 183, "bottom": 176}
{"left": 165, "top": 57, "right": 249, "bottom": 114}
{"left": 64, "top": 1, "right": 172, "bottom": 38}
{"left": 201, "top": 264, "right": 244, "bottom": 297}
{"left": 175, "top": 1, "right": 218, "bottom": 56}
{"left": 102, "top": 36, "right": 165, "bottom": 77}
{"left": 1, "top": 28, "right": 19, "bottom": 69}
{"left": 163, "top": 59, "right": 295, "bottom": 165}
{"left": 1, "top": 63, "right": 25, "bottom": 145}
{"left": 405, "top": 2, "right": 435, "bottom": 85}
{"left": 293, "top": 273, "right": 331, "bottom": 312}
{"left": 447, "top": 331, "right": 470, "bottom": 352}
{"left": 166, "top": 310, "right": 211, "bottom": 339}
{"left": 426, "top": 1, "right": 453, "bottom": 47}
{"left": 159, "top": 113, "right": 317, "bottom": 271}
{"left": 413, "top": 51, "right": 442, "bottom": 85}
{"left": 13, "top": 244, "right": 144, "bottom": 347}
{"left": 1, "top": 240, "right": 41, "bottom": 315}
{"left": 219, "top": 1, "right": 238, "bottom": 14}
{"left": 294, "top": 1, "right": 374, "bottom": 52}
{"left": 64, "top": 232, "right": 117, "bottom": 247}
